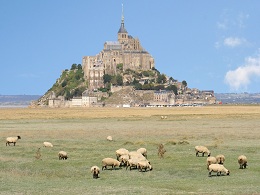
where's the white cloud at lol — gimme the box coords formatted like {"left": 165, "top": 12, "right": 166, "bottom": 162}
{"left": 237, "top": 13, "right": 250, "bottom": 28}
{"left": 223, "top": 37, "right": 246, "bottom": 47}
{"left": 217, "top": 10, "right": 249, "bottom": 30}
{"left": 225, "top": 54, "right": 260, "bottom": 91}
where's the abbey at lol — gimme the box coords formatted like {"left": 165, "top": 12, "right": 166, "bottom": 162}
{"left": 82, "top": 7, "right": 155, "bottom": 90}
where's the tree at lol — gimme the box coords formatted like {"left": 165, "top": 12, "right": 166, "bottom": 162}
{"left": 71, "top": 64, "right": 77, "bottom": 70}
{"left": 61, "top": 80, "right": 67, "bottom": 87}
{"left": 77, "top": 64, "right": 82, "bottom": 69}
{"left": 182, "top": 80, "right": 187, "bottom": 87}
{"left": 116, "top": 63, "right": 123, "bottom": 71}
{"left": 134, "top": 83, "right": 142, "bottom": 90}
{"left": 116, "top": 74, "right": 123, "bottom": 86}
{"left": 103, "top": 74, "right": 112, "bottom": 84}
{"left": 132, "top": 78, "right": 139, "bottom": 85}
{"left": 166, "top": 85, "right": 178, "bottom": 95}
{"left": 154, "top": 85, "right": 165, "bottom": 90}
{"left": 157, "top": 74, "right": 166, "bottom": 84}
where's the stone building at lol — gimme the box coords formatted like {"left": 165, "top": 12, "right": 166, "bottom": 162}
{"left": 82, "top": 6, "right": 155, "bottom": 90}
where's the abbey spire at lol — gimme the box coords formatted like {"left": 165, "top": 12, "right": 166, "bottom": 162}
{"left": 118, "top": 4, "right": 128, "bottom": 43}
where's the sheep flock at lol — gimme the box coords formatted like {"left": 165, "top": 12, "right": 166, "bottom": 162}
{"left": 4, "top": 135, "right": 249, "bottom": 179}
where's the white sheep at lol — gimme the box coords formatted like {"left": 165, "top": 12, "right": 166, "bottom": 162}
{"left": 118, "top": 154, "right": 130, "bottom": 167}
{"left": 90, "top": 166, "right": 100, "bottom": 179}
{"left": 101, "top": 158, "right": 120, "bottom": 170}
{"left": 208, "top": 164, "right": 230, "bottom": 177}
{"left": 216, "top": 154, "right": 225, "bottom": 164}
{"left": 238, "top": 155, "right": 248, "bottom": 169}
{"left": 138, "top": 160, "right": 153, "bottom": 172}
{"left": 115, "top": 148, "right": 129, "bottom": 160}
{"left": 129, "top": 151, "right": 145, "bottom": 159}
{"left": 206, "top": 156, "right": 217, "bottom": 170}
{"left": 195, "top": 146, "right": 211, "bottom": 157}
{"left": 126, "top": 158, "right": 140, "bottom": 170}
{"left": 6, "top": 136, "right": 21, "bottom": 146}
{"left": 107, "top": 136, "right": 113, "bottom": 141}
{"left": 137, "top": 148, "right": 147, "bottom": 158}
{"left": 58, "top": 151, "right": 68, "bottom": 160}
{"left": 126, "top": 157, "right": 150, "bottom": 170}
{"left": 43, "top": 142, "right": 53, "bottom": 147}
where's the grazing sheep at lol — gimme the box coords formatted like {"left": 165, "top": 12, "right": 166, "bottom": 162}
{"left": 58, "top": 151, "right": 68, "bottom": 160}
{"left": 216, "top": 154, "right": 225, "bottom": 164}
{"left": 138, "top": 160, "right": 153, "bottom": 172}
{"left": 158, "top": 144, "right": 166, "bottom": 158}
{"left": 90, "top": 166, "right": 100, "bottom": 179}
{"left": 101, "top": 158, "right": 120, "bottom": 170}
{"left": 206, "top": 156, "right": 217, "bottom": 170}
{"left": 126, "top": 158, "right": 140, "bottom": 170}
{"left": 107, "top": 136, "right": 113, "bottom": 141}
{"left": 6, "top": 136, "right": 21, "bottom": 146}
{"left": 43, "top": 142, "right": 53, "bottom": 147}
{"left": 118, "top": 154, "right": 130, "bottom": 167}
{"left": 238, "top": 155, "right": 248, "bottom": 169}
{"left": 137, "top": 148, "right": 147, "bottom": 158}
{"left": 195, "top": 146, "right": 211, "bottom": 157}
{"left": 208, "top": 164, "right": 230, "bottom": 177}
{"left": 129, "top": 151, "right": 145, "bottom": 159}
{"left": 115, "top": 148, "right": 129, "bottom": 160}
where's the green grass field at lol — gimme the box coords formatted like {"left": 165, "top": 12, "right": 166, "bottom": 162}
{"left": 0, "top": 106, "right": 260, "bottom": 194}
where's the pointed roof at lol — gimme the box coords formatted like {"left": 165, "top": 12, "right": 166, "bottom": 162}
{"left": 118, "top": 4, "right": 127, "bottom": 33}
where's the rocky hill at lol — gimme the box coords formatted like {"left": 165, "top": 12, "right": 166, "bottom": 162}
{"left": 36, "top": 63, "right": 181, "bottom": 106}
{"left": 104, "top": 86, "right": 154, "bottom": 106}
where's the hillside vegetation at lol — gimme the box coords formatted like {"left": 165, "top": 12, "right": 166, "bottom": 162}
{"left": 38, "top": 63, "right": 184, "bottom": 105}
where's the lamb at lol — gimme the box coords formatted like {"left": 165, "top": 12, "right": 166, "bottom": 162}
{"left": 101, "top": 158, "right": 120, "bottom": 170}
{"left": 43, "top": 142, "right": 53, "bottom": 147}
{"left": 6, "top": 136, "right": 21, "bottom": 146}
{"left": 137, "top": 148, "right": 147, "bottom": 158}
{"left": 216, "top": 154, "right": 225, "bottom": 164}
{"left": 208, "top": 164, "right": 230, "bottom": 177}
{"left": 206, "top": 156, "right": 217, "bottom": 170}
{"left": 58, "top": 151, "right": 68, "bottom": 160}
{"left": 90, "top": 166, "right": 100, "bottom": 179}
{"left": 115, "top": 148, "right": 129, "bottom": 160}
{"left": 138, "top": 160, "right": 153, "bottom": 172}
{"left": 195, "top": 146, "right": 211, "bottom": 157}
{"left": 238, "top": 155, "right": 248, "bottom": 169}
{"left": 107, "top": 136, "right": 113, "bottom": 141}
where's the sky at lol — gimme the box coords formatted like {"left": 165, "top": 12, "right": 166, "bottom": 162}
{"left": 1, "top": 1, "right": 260, "bottom": 95}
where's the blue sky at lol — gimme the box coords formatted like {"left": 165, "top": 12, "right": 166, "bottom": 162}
{"left": 1, "top": 1, "right": 260, "bottom": 95}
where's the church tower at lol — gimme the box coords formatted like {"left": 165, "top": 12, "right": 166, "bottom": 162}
{"left": 118, "top": 4, "right": 128, "bottom": 44}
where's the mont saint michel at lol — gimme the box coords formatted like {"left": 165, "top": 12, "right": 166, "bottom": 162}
{"left": 35, "top": 6, "right": 216, "bottom": 108}
{"left": 82, "top": 8, "right": 154, "bottom": 91}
